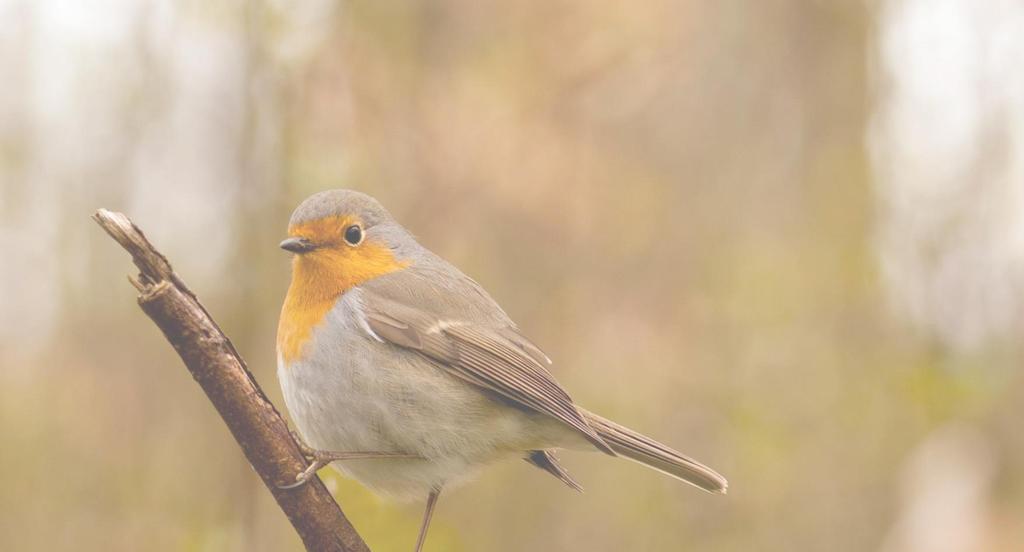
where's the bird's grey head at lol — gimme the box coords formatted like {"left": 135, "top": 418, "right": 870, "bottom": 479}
{"left": 280, "top": 189, "right": 421, "bottom": 259}
{"left": 288, "top": 189, "right": 394, "bottom": 228}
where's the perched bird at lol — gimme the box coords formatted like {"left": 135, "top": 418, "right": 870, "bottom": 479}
{"left": 276, "top": 189, "right": 727, "bottom": 551}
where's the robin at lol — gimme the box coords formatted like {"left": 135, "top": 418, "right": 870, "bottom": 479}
{"left": 277, "top": 189, "right": 727, "bottom": 551}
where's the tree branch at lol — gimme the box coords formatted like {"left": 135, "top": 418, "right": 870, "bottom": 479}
{"left": 92, "top": 208, "right": 370, "bottom": 552}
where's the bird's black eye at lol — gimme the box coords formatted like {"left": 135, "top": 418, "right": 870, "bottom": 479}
{"left": 343, "top": 224, "right": 363, "bottom": 245}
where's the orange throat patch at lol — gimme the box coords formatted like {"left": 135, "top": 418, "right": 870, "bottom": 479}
{"left": 277, "top": 217, "right": 408, "bottom": 365}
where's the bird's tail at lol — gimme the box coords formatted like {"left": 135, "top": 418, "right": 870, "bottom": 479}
{"left": 581, "top": 409, "right": 728, "bottom": 494}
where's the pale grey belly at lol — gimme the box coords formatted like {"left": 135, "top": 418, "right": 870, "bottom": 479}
{"left": 278, "top": 323, "right": 574, "bottom": 500}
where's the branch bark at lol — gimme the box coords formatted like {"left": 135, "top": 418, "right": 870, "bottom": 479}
{"left": 92, "top": 208, "right": 370, "bottom": 552}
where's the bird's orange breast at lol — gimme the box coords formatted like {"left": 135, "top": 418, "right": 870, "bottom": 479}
{"left": 277, "top": 217, "right": 409, "bottom": 365}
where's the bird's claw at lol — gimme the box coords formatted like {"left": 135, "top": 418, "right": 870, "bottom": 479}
{"left": 279, "top": 457, "right": 327, "bottom": 489}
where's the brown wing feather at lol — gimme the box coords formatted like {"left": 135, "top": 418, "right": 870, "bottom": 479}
{"left": 525, "top": 450, "right": 583, "bottom": 492}
{"left": 361, "top": 292, "right": 614, "bottom": 455}
{"left": 499, "top": 327, "right": 552, "bottom": 366}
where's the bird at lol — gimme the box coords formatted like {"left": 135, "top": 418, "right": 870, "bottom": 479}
{"left": 276, "top": 189, "right": 727, "bottom": 551}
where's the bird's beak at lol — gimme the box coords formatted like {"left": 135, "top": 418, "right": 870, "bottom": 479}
{"left": 280, "top": 237, "right": 317, "bottom": 254}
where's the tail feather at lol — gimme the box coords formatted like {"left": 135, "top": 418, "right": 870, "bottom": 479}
{"left": 581, "top": 409, "right": 728, "bottom": 494}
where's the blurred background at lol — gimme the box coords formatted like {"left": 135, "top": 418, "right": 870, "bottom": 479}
{"left": 1, "top": 0, "right": 1023, "bottom": 550}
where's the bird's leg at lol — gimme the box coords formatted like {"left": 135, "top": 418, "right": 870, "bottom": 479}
{"left": 280, "top": 427, "right": 421, "bottom": 490}
{"left": 414, "top": 488, "right": 441, "bottom": 552}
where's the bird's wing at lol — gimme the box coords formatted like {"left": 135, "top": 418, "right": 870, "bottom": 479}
{"left": 359, "top": 290, "right": 614, "bottom": 455}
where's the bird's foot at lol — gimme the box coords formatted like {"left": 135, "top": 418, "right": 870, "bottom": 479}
{"left": 281, "top": 431, "right": 421, "bottom": 489}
